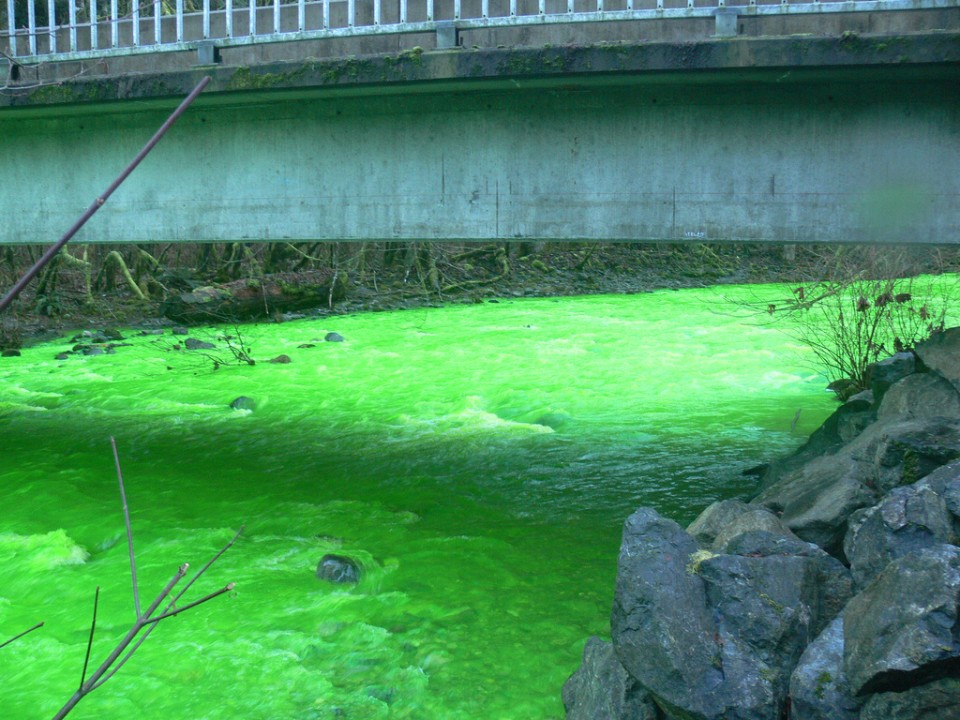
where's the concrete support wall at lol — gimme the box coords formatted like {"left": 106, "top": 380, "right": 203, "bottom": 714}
{"left": 1, "top": 50, "right": 958, "bottom": 245}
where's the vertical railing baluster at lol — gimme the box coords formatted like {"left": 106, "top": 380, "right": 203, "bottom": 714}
{"left": 90, "top": 0, "right": 98, "bottom": 49}
{"left": 567, "top": 0, "right": 573, "bottom": 13}
{"left": 249, "top": 0, "right": 255, "bottom": 35}
{"left": 226, "top": 0, "right": 233, "bottom": 36}
{"left": 481, "top": 0, "right": 488, "bottom": 19}
{"left": 203, "top": 0, "right": 210, "bottom": 37}
{"left": 538, "top": 0, "right": 544, "bottom": 15}
{"left": 69, "top": 0, "right": 78, "bottom": 50}
{"left": 28, "top": 0, "right": 37, "bottom": 55}
{"left": 596, "top": 0, "right": 602, "bottom": 13}
{"left": 626, "top": 0, "right": 632, "bottom": 11}
{"left": 110, "top": 0, "right": 118, "bottom": 47}
{"left": 509, "top": 0, "right": 516, "bottom": 18}
{"left": 454, "top": 0, "right": 460, "bottom": 19}
{"left": 374, "top": 0, "right": 380, "bottom": 24}
{"left": 176, "top": 0, "right": 183, "bottom": 41}
{"left": 297, "top": 0, "right": 304, "bottom": 30}
{"left": 6, "top": 0, "right": 16, "bottom": 56}
{"left": 47, "top": 0, "right": 56, "bottom": 54}
{"left": 426, "top": 0, "right": 433, "bottom": 21}
{"left": 153, "top": 0, "right": 160, "bottom": 45}
{"left": 322, "top": 0, "right": 329, "bottom": 28}
{"left": 347, "top": 0, "right": 354, "bottom": 26}
{"left": 133, "top": 0, "right": 141, "bottom": 46}
{"left": 273, "top": 0, "right": 279, "bottom": 32}
{"left": 399, "top": 0, "right": 406, "bottom": 23}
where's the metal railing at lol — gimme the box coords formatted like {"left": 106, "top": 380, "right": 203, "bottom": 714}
{"left": 0, "top": 0, "right": 955, "bottom": 64}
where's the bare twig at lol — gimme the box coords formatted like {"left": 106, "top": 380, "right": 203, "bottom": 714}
{"left": 111, "top": 437, "right": 141, "bottom": 620}
{"left": 0, "top": 621, "right": 44, "bottom": 650}
{"left": 51, "top": 443, "right": 241, "bottom": 720}
{"left": 79, "top": 588, "right": 100, "bottom": 688}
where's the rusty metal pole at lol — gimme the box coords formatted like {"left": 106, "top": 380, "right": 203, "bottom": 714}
{"left": 0, "top": 75, "right": 212, "bottom": 315}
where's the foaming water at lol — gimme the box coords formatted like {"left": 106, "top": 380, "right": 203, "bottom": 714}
{"left": 0, "top": 287, "right": 838, "bottom": 719}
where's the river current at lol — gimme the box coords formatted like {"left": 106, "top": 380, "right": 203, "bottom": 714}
{"left": 0, "top": 287, "right": 836, "bottom": 719}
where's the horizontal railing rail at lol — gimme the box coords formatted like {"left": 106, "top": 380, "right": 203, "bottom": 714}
{"left": 1, "top": 0, "right": 956, "bottom": 64}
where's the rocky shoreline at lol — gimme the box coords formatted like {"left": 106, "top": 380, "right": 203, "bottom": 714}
{"left": 564, "top": 328, "right": 960, "bottom": 720}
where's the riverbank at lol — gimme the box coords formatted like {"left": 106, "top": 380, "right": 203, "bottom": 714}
{"left": 564, "top": 328, "right": 960, "bottom": 720}
{"left": 4, "top": 242, "right": 957, "bottom": 348}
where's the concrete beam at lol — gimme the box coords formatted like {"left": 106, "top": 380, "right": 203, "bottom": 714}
{"left": 0, "top": 33, "right": 958, "bottom": 245}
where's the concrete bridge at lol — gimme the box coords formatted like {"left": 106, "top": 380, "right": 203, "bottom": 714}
{"left": 0, "top": 1, "right": 958, "bottom": 246}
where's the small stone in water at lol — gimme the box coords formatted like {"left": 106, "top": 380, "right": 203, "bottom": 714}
{"left": 317, "top": 554, "right": 361, "bottom": 584}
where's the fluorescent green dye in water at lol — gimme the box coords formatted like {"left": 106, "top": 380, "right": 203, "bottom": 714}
{"left": 0, "top": 287, "right": 838, "bottom": 719}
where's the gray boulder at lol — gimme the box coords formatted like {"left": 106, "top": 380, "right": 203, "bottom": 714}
{"left": 229, "top": 396, "right": 256, "bottom": 410}
{"left": 562, "top": 637, "right": 659, "bottom": 720}
{"left": 867, "top": 418, "right": 960, "bottom": 494}
{"left": 611, "top": 508, "right": 723, "bottom": 720}
{"left": 921, "top": 460, "right": 960, "bottom": 517}
{"left": 844, "top": 544, "right": 960, "bottom": 696}
{"left": 695, "top": 532, "right": 852, "bottom": 716}
{"left": 611, "top": 510, "right": 851, "bottom": 720}
{"left": 914, "top": 327, "right": 960, "bottom": 395}
{"left": 687, "top": 500, "right": 797, "bottom": 551}
{"left": 752, "top": 452, "right": 876, "bottom": 554}
{"left": 868, "top": 352, "right": 916, "bottom": 398}
{"left": 876, "top": 373, "right": 960, "bottom": 422}
{"left": 789, "top": 615, "right": 862, "bottom": 720}
{"left": 859, "top": 677, "right": 960, "bottom": 720}
{"left": 843, "top": 480, "right": 956, "bottom": 590}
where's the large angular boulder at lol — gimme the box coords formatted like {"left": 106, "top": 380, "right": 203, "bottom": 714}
{"left": 914, "top": 327, "right": 960, "bottom": 396}
{"left": 752, "top": 452, "right": 876, "bottom": 554}
{"left": 868, "top": 352, "right": 916, "bottom": 399}
{"left": 876, "top": 373, "right": 960, "bottom": 422}
{"left": 843, "top": 480, "right": 956, "bottom": 590}
{"left": 789, "top": 615, "right": 862, "bottom": 720}
{"left": 611, "top": 508, "right": 722, "bottom": 719}
{"left": 562, "top": 637, "right": 659, "bottom": 720}
{"left": 687, "top": 500, "right": 797, "bottom": 551}
{"left": 859, "top": 677, "right": 960, "bottom": 720}
{"left": 844, "top": 544, "right": 960, "bottom": 696}
{"left": 611, "top": 510, "right": 851, "bottom": 720}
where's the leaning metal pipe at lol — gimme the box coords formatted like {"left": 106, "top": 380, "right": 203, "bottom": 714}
{"left": 0, "top": 75, "right": 212, "bottom": 315}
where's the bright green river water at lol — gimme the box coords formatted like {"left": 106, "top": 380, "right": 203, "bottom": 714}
{"left": 0, "top": 287, "right": 837, "bottom": 720}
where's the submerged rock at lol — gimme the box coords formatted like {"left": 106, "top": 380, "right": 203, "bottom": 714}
{"left": 185, "top": 337, "right": 216, "bottom": 350}
{"left": 324, "top": 332, "right": 345, "bottom": 342}
{"left": 268, "top": 354, "right": 292, "bottom": 364}
{"left": 316, "top": 553, "right": 362, "bottom": 584}
{"left": 229, "top": 396, "right": 256, "bottom": 411}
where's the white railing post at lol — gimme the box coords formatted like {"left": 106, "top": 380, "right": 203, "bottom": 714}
{"left": 399, "top": 0, "right": 406, "bottom": 23}
{"left": 348, "top": 0, "right": 354, "bottom": 26}
{"left": 176, "top": 0, "right": 183, "bottom": 41}
{"left": 298, "top": 0, "right": 305, "bottom": 30}
{"left": 509, "top": 0, "right": 516, "bottom": 18}
{"left": 203, "top": 0, "right": 210, "bottom": 38}
{"left": 90, "top": 0, "right": 98, "bottom": 49}
{"left": 132, "top": 0, "right": 140, "bottom": 46}
{"left": 153, "top": 0, "right": 160, "bottom": 45}
{"left": 427, "top": 0, "right": 433, "bottom": 21}
{"left": 249, "top": 0, "right": 255, "bottom": 36}
{"left": 69, "top": 0, "right": 78, "bottom": 50}
{"left": 110, "top": 0, "right": 118, "bottom": 47}
{"left": 5, "top": 0, "right": 15, "bottom": 56}
{"left": 482, "top": 0, "right": 488, "bottom": 18}
{"left": 454, "top": 0, "right": 460, "bottom": 19}
{"left": 596, "top": 0, "right": 603, "bottom": 12}
{"left": 374, "top": 0, "right": 381, "bottom": 25}
{"left": 28, "top": 0, "right": 37, "bottom": 55}
{"left": 226, "top": 0, "right": 234, "bottom": 36}
{"left": 47, "top": 0, "right": 56, "bottom": 54}
{"left": 273, "top": 0, "right": 279, "bottom": 33}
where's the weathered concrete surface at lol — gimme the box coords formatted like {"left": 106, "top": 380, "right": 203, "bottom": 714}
{"left": 1, "top": 30, "right": 958, "bottom": 245}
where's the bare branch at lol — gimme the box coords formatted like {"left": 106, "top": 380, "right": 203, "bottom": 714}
{"left": 0, "top": 621, "right": 44, "bottom": 650}
{"left": 111, "top": 437, "right": 141, "bottom": 620}
{"left": 79, "top": 588, "right": 100, "bottom": 689}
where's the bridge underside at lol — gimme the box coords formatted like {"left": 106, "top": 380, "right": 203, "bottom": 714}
{"left": 1, "top": 32, "right": 959, "bottom": 245}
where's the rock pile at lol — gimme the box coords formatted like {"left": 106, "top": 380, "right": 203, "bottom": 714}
{"left": 564, "top": 328, "right": 960, "bottom": 720}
